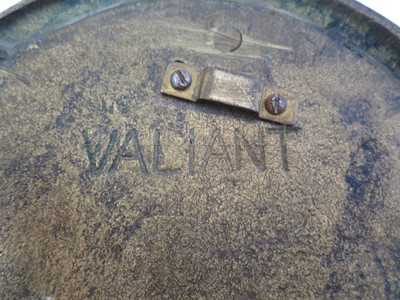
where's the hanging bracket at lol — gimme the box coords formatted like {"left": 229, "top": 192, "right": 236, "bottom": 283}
{"left": 161, "top": 62, "right": 298, "bottom": 125}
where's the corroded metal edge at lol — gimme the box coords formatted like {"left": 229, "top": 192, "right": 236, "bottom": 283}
{"left": 304, "top": 0, "right": 400, "bottom": 77}
{"left": 340, "top": 0, "right": 400, "bottom": 35}
{"left": 0, "top": 0, "right": 399, "bottom": 77}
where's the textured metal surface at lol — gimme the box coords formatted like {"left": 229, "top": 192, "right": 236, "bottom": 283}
{"left": 0, "top": 0, "right": 399, "bottom": 299}
{"left": 213, "top": 24, "right": 242, "bottom": 53}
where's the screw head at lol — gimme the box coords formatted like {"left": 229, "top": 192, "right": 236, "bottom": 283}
{"left": 265, "top": 93, "right": 287, "bottom": 115}
{"left": 170, "top": 69, "right": 192, "bottom": 90}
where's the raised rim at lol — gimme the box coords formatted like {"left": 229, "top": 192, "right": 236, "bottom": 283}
{"left": 0, "top": 0, "right": 400, "bottom": 77}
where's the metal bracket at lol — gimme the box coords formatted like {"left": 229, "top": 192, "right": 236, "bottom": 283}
{"left": 161, "top": 62, "right": 298, "bottom": 125}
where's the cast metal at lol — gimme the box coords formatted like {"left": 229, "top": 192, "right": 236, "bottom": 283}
{"left": 161, "top": 62, "right": 298, "bottom": 125}
{"left": 0, "top": 1, "right": 399, "bottom": 299}
{"left": 213, "top": 24, "right": 242, "bottom": 53}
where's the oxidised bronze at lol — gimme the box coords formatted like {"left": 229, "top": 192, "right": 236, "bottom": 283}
{"left": 213, "top": 24, "right": 242, "bottom": 53}
{"left": 0, "top": 1, "right": 399, "bottom": 299}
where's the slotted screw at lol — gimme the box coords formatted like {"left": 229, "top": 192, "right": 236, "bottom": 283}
{"left": 265, "top": 93, "right": 287, "bottom": 115}
{"left": 170, "top": 69, "right": 192, "bottom": 90}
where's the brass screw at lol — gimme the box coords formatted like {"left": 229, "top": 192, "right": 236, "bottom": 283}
{"left": 265, "top": 93, "right": 287, "bottom": 115}
{"left": 170, "top": 69, "right": 192, "bottom": 90}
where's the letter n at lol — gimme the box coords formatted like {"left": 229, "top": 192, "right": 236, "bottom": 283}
{"left": 234, "top": 129, "right": 265, "bottom": 172}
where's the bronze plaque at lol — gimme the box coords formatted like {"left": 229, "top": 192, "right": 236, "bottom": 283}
{"left": 0, "top": 0, "right": 399, "bottom": 298}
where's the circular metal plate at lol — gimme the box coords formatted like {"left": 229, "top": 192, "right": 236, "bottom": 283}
{"left": 0, "top": 1, "right": 399, "bottom": 298}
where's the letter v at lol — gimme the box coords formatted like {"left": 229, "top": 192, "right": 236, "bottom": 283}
{"left": 82, "top": 130, "right": 119, "bottom": 177}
